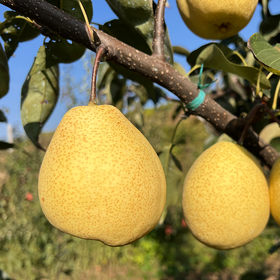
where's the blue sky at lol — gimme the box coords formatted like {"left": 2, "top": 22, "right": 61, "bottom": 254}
{"left": 0, "top": 0, "right": 280, "bottom": 142}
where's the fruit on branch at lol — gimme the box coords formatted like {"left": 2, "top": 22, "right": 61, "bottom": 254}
{"left": 182, "top": 141, "right": 269, "bottom": 250}
{"left": 269, "top": 157, "right": 280, "bottom": 226}
{"left": 176, "top": 0, "right": 258, "bottom": 40}
{"left": 38, "top": 102, "right": 166, "bottom": 246}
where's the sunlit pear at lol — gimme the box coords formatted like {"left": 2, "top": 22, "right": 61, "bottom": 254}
{"left": 38, "top": 102, "right": 166, "bottom": 246}
{"left": 182, "top": 141, "right": 269, "bottom": 250}
{"left": 176, "top": 0, "right": 258, "bottom": 40}
{"left": 269, "top": 157, "right": 280, "bottom": 226}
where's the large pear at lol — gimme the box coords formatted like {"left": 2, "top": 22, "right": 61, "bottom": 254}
{"left": 269, "top": 158, "right": 280, "bottom": 226}
{"left": 182, "top": 141, "right": 269, "bottom": 250}
{"left": 38, "top": 103, "right": 166, "bottom": 246}
{"left": 176, "top": 0, "right": 258, "bottom": 40}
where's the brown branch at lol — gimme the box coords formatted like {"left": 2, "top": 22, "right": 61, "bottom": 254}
{"left": 152, "top": 0, "right": 166, "bottom": 60}
{"left": 90, "top": 44, "right": 108, "bottom": 104}
{"left": 0, "top": 0, "right": 279, "bottom": 168}
{"left": 237, "top": 104, "right": 264, "bottom": 146}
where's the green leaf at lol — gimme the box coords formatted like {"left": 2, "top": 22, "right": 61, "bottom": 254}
{"left": 173, "top": 46, "right": 190, "bottom": 57}
{"left": 100, "top": 68, "right": 116, "bottom": 103}
{"left": 111, "top": 61, "right": 157, "bottom": 102}
{"left": 248, "top": 33, "right": 280, "bottom": 76}
{"left": 227, "top": 73, "right": 248, "bottom": 100}
{"left": 259, "top": 122, "right": 280, "bottom": 152}
{"left": 261, "top": 0, "right": 269, "bottom": 18}
{"left": 21, "top": 46, "right": 59, "bottom": 150}
{"left": 217, "top": 133, "right": 235, "bottom": 143}
{"left": 105, "top": 0, "right": 154, "bottom": 46}
{"left": 0, "top": 42, "right": 9, "bottom": 98}
{"left": 100, "top": 19, "right": 158, "bottom": 102}
{"left": 154, "top": 86, "right": 167, "bottom": 100}
{"left": 99, "top": 68, "right": 126, "bottom": 108}
{"left": 163, "top": 25, "right": 174, "bottom": 65}
{"left": 172, "top": 104, "right": 184, "bottom": 120}
{"left": 158, "top": 144, "right": 184, "bottom": 224}
{"left": 46, "top": 0, "right": 93, "bottom": 22}
{"left": 214, "top": 95, "right": 237, "bottom": 115}
{"left": 43, "top": 0, "right": 93, "bottom": 65}
{"left": 270, "top": 137, "right": 280, "bottom": 152}
{"left": 0, "top": 110, "right": 7, "bottom": 122}
{"left": 0, "top": 11, "right": 40, "bottom": 59}
{"left": 128, "top": 84, "right": 149, "bottom": 105}
{"left": 187, "top": 43, "right": 242, "bottom": 67}
{"left": 45, "top": 36, "right": 86, "bottom": 64}
{"left": 126, "top": 101, "right": 144, "bottom": 129}
{"left": 173, "top": 62, "right": 187, "bottom": 76}
{"left": 188, "top": 71, "right": 214, "bottom": 91}
{"left": 100, "top": 19, "right": 151, "bottom": 54}
{"left": 0, "top": 141, "right": 14, "bottom": 150}
{"left": 105, "top": 0, "right": 173, "bottom": 64}
{"left": 109, "top": 75, "right": 127, "bottom": 108}
{"left": 97, "top": 62, "right": 111, "bottom": 89}
{"left": 260, "top": 14, "right": 280, "bottom": 41}
{"left": 189, "top": 43, "right": 271, "bottom": 89}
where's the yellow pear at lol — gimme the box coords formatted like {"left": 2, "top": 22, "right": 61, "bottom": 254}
{"left": 176, "top": 0, "right": 258, "bottom": 40}
{"left": 38, "top": 102, "right": 166, "bottom": 246}
{"left": 269, "top": 157, "right": 280, "bottom": 226}
{"left": 182, "top": 141, "right": 269, "bottom": 250}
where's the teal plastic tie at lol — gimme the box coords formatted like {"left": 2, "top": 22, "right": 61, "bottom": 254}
{"left": 197, "top": 63, "right": 217, "bottom": 89}
{"left": 185, "top": 64, "right": 216, "bottom": 111}
{"left": 185, "top": 90, "right": 206, "bottom": 111}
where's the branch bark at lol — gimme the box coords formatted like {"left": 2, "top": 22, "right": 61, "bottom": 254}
{"left": 1, "top": 0, "right": 279, "bottom": 168}
{"left": 152, "top": 0, "right": 166, "bottom": 60}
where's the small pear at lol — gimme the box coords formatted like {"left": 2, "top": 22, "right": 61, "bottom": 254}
{"left": 176, "top": 0, "right": 258, "bottom": 40}
{"left": 38, "top": 103, "right": 166, "bottom": 246}
{"left": 182, "top": 141, "right": 269, "bottom": 250}
{"left": 269, "top": 157, "right": 280, "bottom": 226}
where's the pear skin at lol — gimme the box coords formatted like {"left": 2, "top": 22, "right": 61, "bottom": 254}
{"left": 182, "top": 141, "right": 269, "bottom": 249}
{"left": 176, "top": 0, "right": 258, "bottom": 40}
{"left": 38, "top": 103, "right": 166, "bottom": 246}
{"left": 269, "top": 157, "right": 280, "bottom": 226}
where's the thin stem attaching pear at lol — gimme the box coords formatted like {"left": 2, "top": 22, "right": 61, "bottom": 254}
{"left": 89, "top": 45, "right": 107, "bottom": 105}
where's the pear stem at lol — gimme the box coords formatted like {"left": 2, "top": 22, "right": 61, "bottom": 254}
{"left": 89, "top": 44, "right": 108, "bottom": 104}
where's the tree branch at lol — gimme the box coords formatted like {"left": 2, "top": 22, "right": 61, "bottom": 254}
{"left": 1, "top": 0, "right": 279, "bottom": 168}
{"left": 152, "top": 0, "right": 166, "bottom": 60}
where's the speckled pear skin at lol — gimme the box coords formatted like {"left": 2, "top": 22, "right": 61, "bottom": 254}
{"left": 176, "top": 0, "right": 258, "bottom": 40}
{"left": 182, "top": 141, "right": 270, "bottom": 250}
{"left": 269, "top": 158, "right": 280, "bottom": 226}
{"left": 38, "top": 104, "right": 166, "bottom": 246}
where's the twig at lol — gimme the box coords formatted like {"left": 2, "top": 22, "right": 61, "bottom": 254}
{"left": 237, "top": 97, "right": 280, "bottom": 145}
{"left": 152, "top": 0, "right": 166, "bottom": 60}
{"left": 89, "top": 44, "right": 108, "bottom": 104}
{"left": 237, "top": 103, "right": 264, "bottom": 145}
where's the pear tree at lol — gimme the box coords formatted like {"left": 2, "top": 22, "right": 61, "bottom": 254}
{"left": 1, "top": 0, "right": 280, "bottom": 250}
